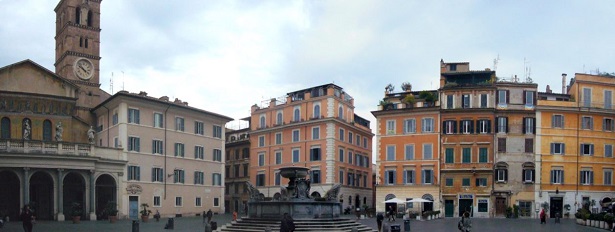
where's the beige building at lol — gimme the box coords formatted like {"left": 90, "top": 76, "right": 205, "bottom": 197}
{"left": 224, "top": 118, "right": 251, "bottom": 214}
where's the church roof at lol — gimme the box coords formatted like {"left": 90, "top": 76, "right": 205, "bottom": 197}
{"left": 0, "top": 59, "right": 80, "bottom": 89}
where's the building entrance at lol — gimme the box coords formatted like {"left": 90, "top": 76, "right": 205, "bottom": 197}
{"left": 445, "top": 200, "right": 454, "bottom": 217}
{"left": 95, "top": 174, "right": 116, "bottom": 219}
{"left": 63, "top": 172, "right": 85, "bottom": 217}
{"left": 30, "top": 171, "right": 54, "bottom": 220}
{"left": 495, "top": 197, "right": 506, "bottom": 216}
{"left": 0, "top": 171, "right": 20, "bottom": 220}
{"left": 550, "top": 197, "right": 563, "bottom": 218}
{"left": 458, "top": 199, "right": 473, "bottom": 217}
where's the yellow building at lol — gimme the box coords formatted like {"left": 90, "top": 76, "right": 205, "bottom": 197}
{"left": 536, "top": 73, "right": 615, "bottom": 218}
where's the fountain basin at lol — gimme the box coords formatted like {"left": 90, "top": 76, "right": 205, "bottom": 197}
{"left": 248, "top": 201, "right": 341, "bottom": 219}
{"left": 279, "top": 167, "right": 310, "bottom": 179}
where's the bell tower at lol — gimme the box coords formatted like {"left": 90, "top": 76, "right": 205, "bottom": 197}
{"left": 54, "top": 0, "right": 104, "bottom": 123}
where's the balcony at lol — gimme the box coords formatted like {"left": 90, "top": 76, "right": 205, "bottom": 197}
{"left": 0, "top": 139, "right": 125, "bottom": 160}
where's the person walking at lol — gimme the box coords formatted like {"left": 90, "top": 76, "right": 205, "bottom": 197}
{"left": 458, "top": 211, "right": 472, "bottom": 232}
{"left": 206, "top": 209, "right": 213, "bottom": 223}
{"left": 280, "top": 213, "right": 295, "bottom": 232}
{"left": 232, "top": 211, "right": 238, "bottom": 221}
{"left": 20, "top": 205, "right": 35, "bottom": 232}
{"left": 376, "top": 212, "right": 384, "bottom": 232}
{"left": 539, "top": 208, "right": 546, "bottom": 224}
{"left": 387, "top": 206, "right": 396, "bottom": 222}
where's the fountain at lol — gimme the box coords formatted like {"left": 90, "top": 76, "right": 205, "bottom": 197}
{"left": 246, "top": 167, "right": 342, "bottom": 219}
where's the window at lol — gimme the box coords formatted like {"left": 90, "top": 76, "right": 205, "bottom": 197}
{"left": 173, "top": 169, "right": 185, "bottom": 183}
{"left": 339, "top": 170, "right": 344, "bottom": 184}
{"left": 310, "top": 148, "right": 321, "bottom": 161}
{"left": 0, "top": 117, "right": 9, "bottom": 139}
{"left": 42, "top": 120, "right": 52, "bottom": 141}
{"left": 384, "top": 170, "right": 396, "bottom": 185}
{"left": 258, "top": 136, "right": 265, "bottom": 147}
{"left": 606, "top": 90, "right": 613, "bottom": 109}
{"left": 581, "top": 116, "right": 594, "bottom": 130}
{"left": 313, "top": 104, "right": 321, "bottom": 118}
{"left": 604, "top": 169, "right": 613, "bottom": 186}
{"left": 152, "top": 167, "right": 164, "bottom": 182}
{"left": 496, "top": 168, "right": 508, "bottom": 182}
{"left": 310, "top": 170, "right": 321, "bottom": 184}
{"left": 552, "top": 115, "right": 564, "bottom": 128}
{"left": 152, "top": 140, "right": 163, "bottom": 154}
{"left": 523, "top": 117, "right": 535, "bottom": 134}
{"left": 479, "top": 148, "right": 488, "bottom": 163}
{"left": 478, "top": 199, "right": 488, "bottom": 213}
{"left": 477, "top": 119, "right": 491, "bottom": 134}
{"left": 338, "top": 106, "right": 344, "bottom": 120}
{"left": 422, "top": 118, "right": 434, "bottom": 133}
{"left": 339, "top": 128, "right": 345, "bottom": 141}
{"left": 213, "top": 125, "right": 222, "bottom": 138}
{"left": 550, "top": 169, "right": 564, "bottom": 184}
{"left": 292, "top": 149, "right": 300, "bottom": 163}
{"left": 404, "top": 119, "right": 416, "bottom": 134}
{"left": 422, "top": 169, "right": 432, "bottom": 184}
{"left": 525, "top": 139, "right": 534, "bottom": 153}
{"left": 446, "top": 95, "right": 454, "bottom": 109}
{"left": 275, "top": 133, "right": 282, "bottom": 145}
{"left": 605, "top": 145, "right": 613, "bottom": 158}
{"left": 475, "top": 178, "right": 487, "bottom": 187}
{"left": 175, "top": 117, "right": 184, "bottom": 131}
{"left": 258, "top": 153, "right": 265, "bottom": 166}
{"left": 386, "top": 145, "right": 396, "bottom": 161}
{"left": 462, "top": 178, "right": 470, "bottom": 187}
{"left": 128, "top": 165, "right": 140, "bottom": 181}
{"left": 175, "top": 197, "right": 183, "bottom": 207}
{"left": 583, "top": 88, "right": 592, "bottom": 107}
{"left": 256, "top": 173, "right": 265, "bottom": 186}
{"left": 497, "top": 138, "right": 506, "bottom": 153}
{"left": 339, "top": 149, "right": 344, "bottom": 162}
{"left": 274, "top": 172, "right": 281, "bottom": 185}
{"left": 449, "top": 64, "right": 457, "bottom": 71}
{"left": 128, "top": 108, "right": 140, "bottom": 124}
{"left": 462, "top": 94, "right": 471, "bottom": 108}
{"left": 445, "top": 178, "right": 454, "bottom": 187}
{"left": 194, "top": 146, "right": 204, "bottom": 159}
{"left": 114, "top": 137, "right": 119, "bottom": 148}
{"left": 348, "top": 151, "right": 353, "bottom": 164}
{"left": 112, "top": 112, "right": 118, "bottom": 125}
{"left": 293, "top": 107, "right": 300, "bottom": 122}
{"left": 460, "top": 120, "right": 473, "bottom": 134}
{"left": 445, "top": 148, "right": 454, "bottom": 163}
{"left": 550, "top": 143, "right": 565, "bottom": 155}
{"left": 403, "top": 170, "right": 415, "bottom": 184}
{"left": 312, "top": 127, "right": 320, "bottom": 140}
{"left": 276, "top": 111, "right": 283, "bottom": 125}
{"left": 154, "top": 113, "right": 163, "bottom": 128}
{"left": 524, "top": 91, "right": 535, "bottom": 107}
{"left": 497, "top": 90, "right": 508, "bottom": 105}
{"left": 423, "top": 144, "right": 433, "bottom": 160}
{"left": 275, "top": 151, "right": 282, "bottom": 164}
{"left": 348, "top": 131, "right": 353, "bottom": 143}
{"left": 348, "top": 173, "right": 355, "bottom": 186}
{"left": 259, "top": 115, "right": 266, "bottom": 129}
{"left": 580, "top": 170, "right": 593, "bottom": 185}
{"left": 292, "top": 130, "right": 300, "bottom": 142}
{"left": 386, "top": 120, "right": 396, "bottom": 134}
{"left": 213, "top": 149, "right": 222, "bottom": 161}
{"left": 604, "top": 118, "right": 614, "bottom": 131}
{"left": 580, "top": 144, "right": 594, "bottom": 156}
{"left": 195, "top": 197, "right": 202, "bottom": 207}
{"left": 462, "top": 148, "right": 471, "bottom": 163}
{"left": 153, "top": 196, "right": 161, "bottom": 207}
{"left": 443, "top": 120, "right": 456, "bottom": 134}
{"left": 363, "top": 137, "right": 368, "bottom": 149}
{"left": 480, "top": 94, "right": 488, "bottom": 108}
{"left": 356, "top": 135, "right": 360, "bottom": 146}
{"left": 174, "top": 143, "right": 184, "bottom": 157}
{"left": 195, "top": 121, "right": 204, "bottom": 135}
{"left": 212, "top": 173, "right": 222, "bottom": 186}
{"left": 194, "top": 171, "right": 204, "bottom": 185}
{"left": 496, "top": 117, "right": 508, "bottom": 133}
{"left": 213, "top": 198, "right": 220, "bottom": 207}
{"left": 128, "top": 136, "right": 140, "bottom": 152}
{"left": 523, "top": 168, "right": 535, "bottom": 183}
{"left": 405, "top": 144, "right": 414, "bottom": 160}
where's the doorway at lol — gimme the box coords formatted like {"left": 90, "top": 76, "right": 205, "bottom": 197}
{"left": 550, "top": 197, "right": 563, "bottom": 218}
{"left": 30, "top": 171, "right": 54, "bottom": 220}
{"left": 63, "top": 172, "right": 85, "bottom": 217}
{"left": 458, "top": 199, "right": 473, "bottom": 217}
{"left": 445, "top": 200, "right": 454, "bottom": 217}
{"left": 495, "top": 197, "right": 506, "bottom": 216}
{"left": 129, "top": 196, "right": 139, "bottom": 220}
{"left": 95, "top": 174, "right": 116, "bottom": 219}
{"left": 0, "top": 171, "right": 21, "bottom": 220}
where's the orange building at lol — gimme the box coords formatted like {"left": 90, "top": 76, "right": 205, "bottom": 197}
{"left": 536, "top": 73, "right": 615, "bottom": 217}
{"left": 372, "top": 88, "right": 441, "bottom": 215}
{"left": 249, "top": 84, "right": 374, "bottom": 211}
{"left": 439, "top": 61, "right": 496, "bottom": 218}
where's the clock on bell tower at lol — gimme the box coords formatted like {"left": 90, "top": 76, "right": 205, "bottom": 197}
{"left": 54, "top": 0, "right": 101, "bottom": 85}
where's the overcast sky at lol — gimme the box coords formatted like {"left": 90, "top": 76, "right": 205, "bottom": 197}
{"left": 2, "top": 1, "right": 615, "bottom": 147}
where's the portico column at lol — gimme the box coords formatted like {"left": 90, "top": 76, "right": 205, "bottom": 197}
{"left": 89, "top": 170, "right": 97, "bottom": 220}
{"left": 23, "top": 168, "right": 30, "bottom": 205}
{"left": 57, "top": 169, "right": 65, "bottom": 221}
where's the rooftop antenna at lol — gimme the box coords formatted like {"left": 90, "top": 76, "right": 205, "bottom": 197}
{"left": 122, "top": 71, "right": 125, "bottom": 91}
{"left": 110, "top": 72, "right": 114, "bottom": 94}
{"left": 493, "top": 54, "right": 500, "bottom": 71}
{"left": 523, "top": 57, "right": 530, "bottom": 80}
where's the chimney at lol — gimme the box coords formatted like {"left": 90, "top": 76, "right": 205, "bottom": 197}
{"left": 138, "top": 91, "right": 148, "bottom": 96}
{"left": 159, "top": 96, "right": 169, "bottom": 101}
{"left": 174, "top": 98, "right": 182, "bottom": 104}
{"left": 269, "top": 98, "right": 276, "bottom": 108}
{"left": 562, "top": 73, "right": 567, "bottom": 94}
{"left": 546, "top": 85, "right": 552, "bottom": 93}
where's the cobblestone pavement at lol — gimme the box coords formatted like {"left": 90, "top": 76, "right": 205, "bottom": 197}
{"left": 0, "top": 214, "right": 607, "bottom": 232}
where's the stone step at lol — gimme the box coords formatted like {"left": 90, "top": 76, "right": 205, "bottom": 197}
{"left": 216, "top": 218, "right": 377, "bottom": 232}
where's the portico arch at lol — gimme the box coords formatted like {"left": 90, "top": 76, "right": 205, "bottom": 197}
{"left": 95, "top": 174, "right": 116, "bottom": 219}
{"left": 29, "top": 171, "right": 54, "bottom": 220}
{"left": 0, "top": 170, "right": 20, "bottom": 220}
{"left": 63, "top": 172, "right": 85, "bottom": 217}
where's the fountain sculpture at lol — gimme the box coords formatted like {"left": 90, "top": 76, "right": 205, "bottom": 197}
{"left": 246, "top": 167, "right": 342, "bottom": 219}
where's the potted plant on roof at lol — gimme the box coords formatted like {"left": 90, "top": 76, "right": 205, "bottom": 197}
{"left": 140, "top": 203, "right": 151, "bottom": 222}
{"left": 104, "top": 201, "right": 119, "bottom": 223}
{"left": 71, "top": 202, "right": 83, "bottom": 224}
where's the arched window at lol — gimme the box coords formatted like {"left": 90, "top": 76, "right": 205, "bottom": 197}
{"left": 87, "top": 10, "right": 93, "bottom": 27}
{"left": 338, "top": 106, "right": 344, "bottom": 120}
{"left": 293, "top": 108, "right": 300, "bottom": 122}
{"left": 313, "top": 104, "right": 320, "bottom": 119}
{"left": 75, "top": 7, "right": 81, "bottom": 24}
{"left": 259, "top": 115, "right": 265, "bottom": 129}
{"left": 276, "top": 112, "right": 283, "bottom": 125}
{"left": 43, "top": 120, "right": 52, "bottom": 141}
{"left": 1, "top": 117, "right": 10, "bottom": 139}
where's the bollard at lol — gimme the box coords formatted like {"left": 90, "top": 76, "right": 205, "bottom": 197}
{"left": 132, "top": 220, "right": 139, "bottom": 232}
{"left": 403, "top": 219, "right": 410, "bottom": 232}
{"left": 204, "top": 223, "right": 212, "bottom": 232}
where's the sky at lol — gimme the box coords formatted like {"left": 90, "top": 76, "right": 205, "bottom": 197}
{"left": 2, "top": 0, "right": 615, "bottom": 160}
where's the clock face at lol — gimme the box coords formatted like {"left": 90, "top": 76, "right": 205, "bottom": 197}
{"left": 73, "top": 58, "right": 94, "bottom": 80}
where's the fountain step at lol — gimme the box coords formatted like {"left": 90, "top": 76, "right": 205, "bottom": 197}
{"left": 216, "top": 218, "right": 377, "bottom": 232}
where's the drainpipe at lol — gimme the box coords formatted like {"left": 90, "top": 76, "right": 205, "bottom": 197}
{"left": 163, "top": 104, "right": 171, "bottom": 199}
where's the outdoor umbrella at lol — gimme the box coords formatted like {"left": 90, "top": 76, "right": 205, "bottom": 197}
{"left": 383, "top": 198, "right": 406, "bottom": 204}
{"left": 407, "top": 198, "right": 433, "bottom": 218}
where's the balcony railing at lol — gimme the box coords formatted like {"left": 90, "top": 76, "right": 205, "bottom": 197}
{"left": 0, "top": 140, "right": 125, "bottom": 162}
